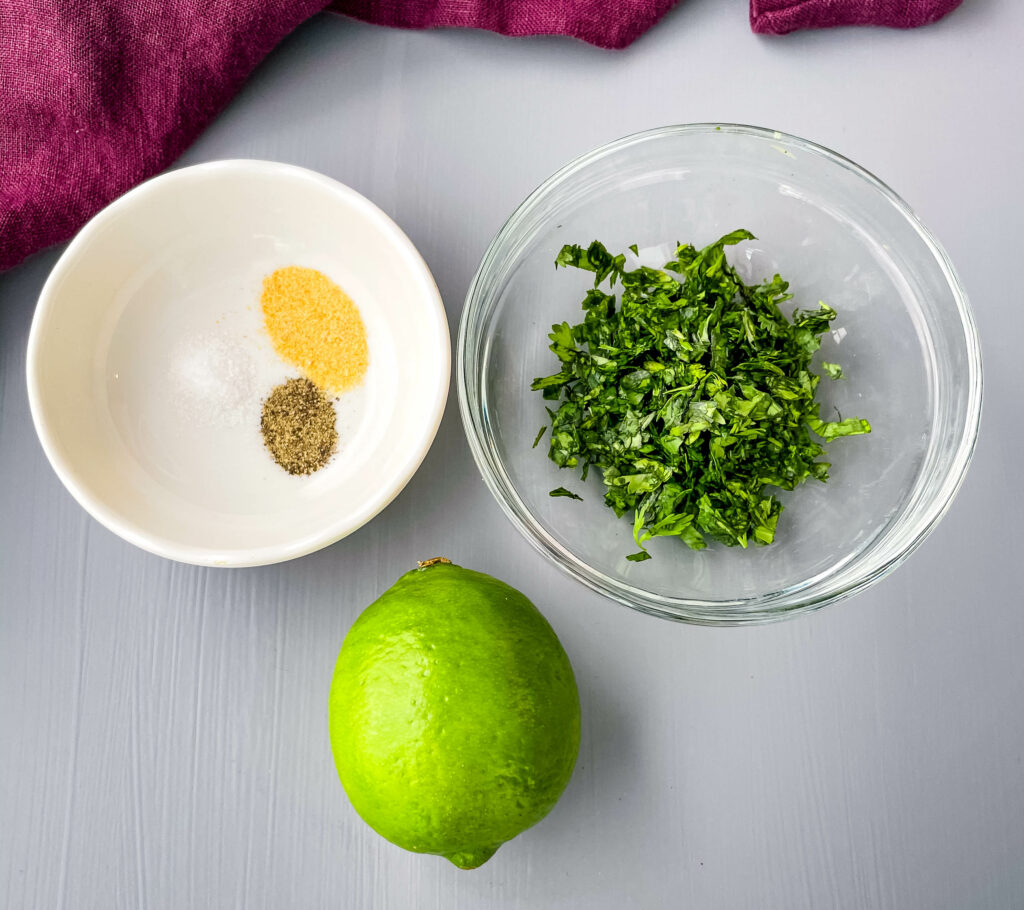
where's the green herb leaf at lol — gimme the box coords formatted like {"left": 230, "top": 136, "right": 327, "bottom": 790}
{"left": 808, "top": 416, "right": 872, "bottom": 440}
{"left": 549, "top": 487, "right": 584, "bottom": 501}
{"left": 533, "top": 230, "right": 870, "bottom": 560}
{"left": 532, "top": 426, "right": 547, "bottom": 448}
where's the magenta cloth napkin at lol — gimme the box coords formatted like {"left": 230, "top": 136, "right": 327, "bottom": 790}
{"left": 751, "top": 0, "right": 962, "bottom": 34}
{"left": 1, "top": 0, "right": 962, "bottom": 272}
{"left": 334, "top": 0, "right": 677, "bottom": 48}
{"left": 0, "top": 0, "right": 330, "bottom": 273}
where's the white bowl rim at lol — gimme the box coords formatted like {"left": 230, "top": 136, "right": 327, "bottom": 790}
{"left": 26, "top": 159, "right": 451, "bottom": 568}
{"left": 458, "top": 123, "right": 983, "bottom": 624}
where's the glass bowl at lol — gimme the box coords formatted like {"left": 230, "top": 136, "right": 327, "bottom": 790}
{"left": 458, "top": 125, "right": 982, "bottom": 625}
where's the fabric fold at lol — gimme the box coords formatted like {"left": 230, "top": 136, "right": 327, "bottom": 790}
{"left": 0, "top": 0, "right": 331, "bottom": 272}
{"left": 750, "top": 0, "right": 963, "bottom": 35}
{"left": 333, "top": 0, "right": 678, "bottom": 50}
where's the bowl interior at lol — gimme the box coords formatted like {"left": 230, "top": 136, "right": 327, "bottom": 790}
{"left": 463, "top": 126, "right": 978, "bottom": 616}
{"left": 29, "top": 162, "right": 448, "bottom": 565}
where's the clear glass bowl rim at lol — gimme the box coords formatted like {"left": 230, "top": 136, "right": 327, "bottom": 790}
{"left": 457, "top": 123, "right": 983, "bottom": 625}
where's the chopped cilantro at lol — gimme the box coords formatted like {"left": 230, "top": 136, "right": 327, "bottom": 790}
{"left": 549, "top": 486, "right": 584, "bottom": 501}
{"left": 531, "top": 231, "right": 871, "bottom": 558}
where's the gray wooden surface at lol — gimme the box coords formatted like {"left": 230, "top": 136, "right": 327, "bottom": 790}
{"left": 2, "top": 3, "right": 1023, "bottom": 908}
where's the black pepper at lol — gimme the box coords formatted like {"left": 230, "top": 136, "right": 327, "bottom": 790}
{"left": 260, "top": 377, "right": 337, "bottom": 475}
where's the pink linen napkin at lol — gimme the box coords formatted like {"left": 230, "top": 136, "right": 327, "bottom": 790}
{"left": 0, "top": 0, "right": 963, "bottom": 272}
{"left": 751, "top": 0, "right": 962, "bottom": 35}
{"left": 0, "top": 0, "right": 330, "bottom": 273}
{"left": 334, "top": 0, "right": 678, "bottom": 49}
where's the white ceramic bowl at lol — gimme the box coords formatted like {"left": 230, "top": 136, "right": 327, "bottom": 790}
{"left": 27, "top": 161, "right": 450, "bottom": 566}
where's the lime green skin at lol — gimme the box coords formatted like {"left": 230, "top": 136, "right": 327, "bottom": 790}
{"left": 328, "top": 562, "right": 581, "bottom": 869}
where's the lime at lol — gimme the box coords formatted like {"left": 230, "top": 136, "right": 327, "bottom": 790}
{"left": 328, "top": 558, "right": 581, "bottom": 869}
